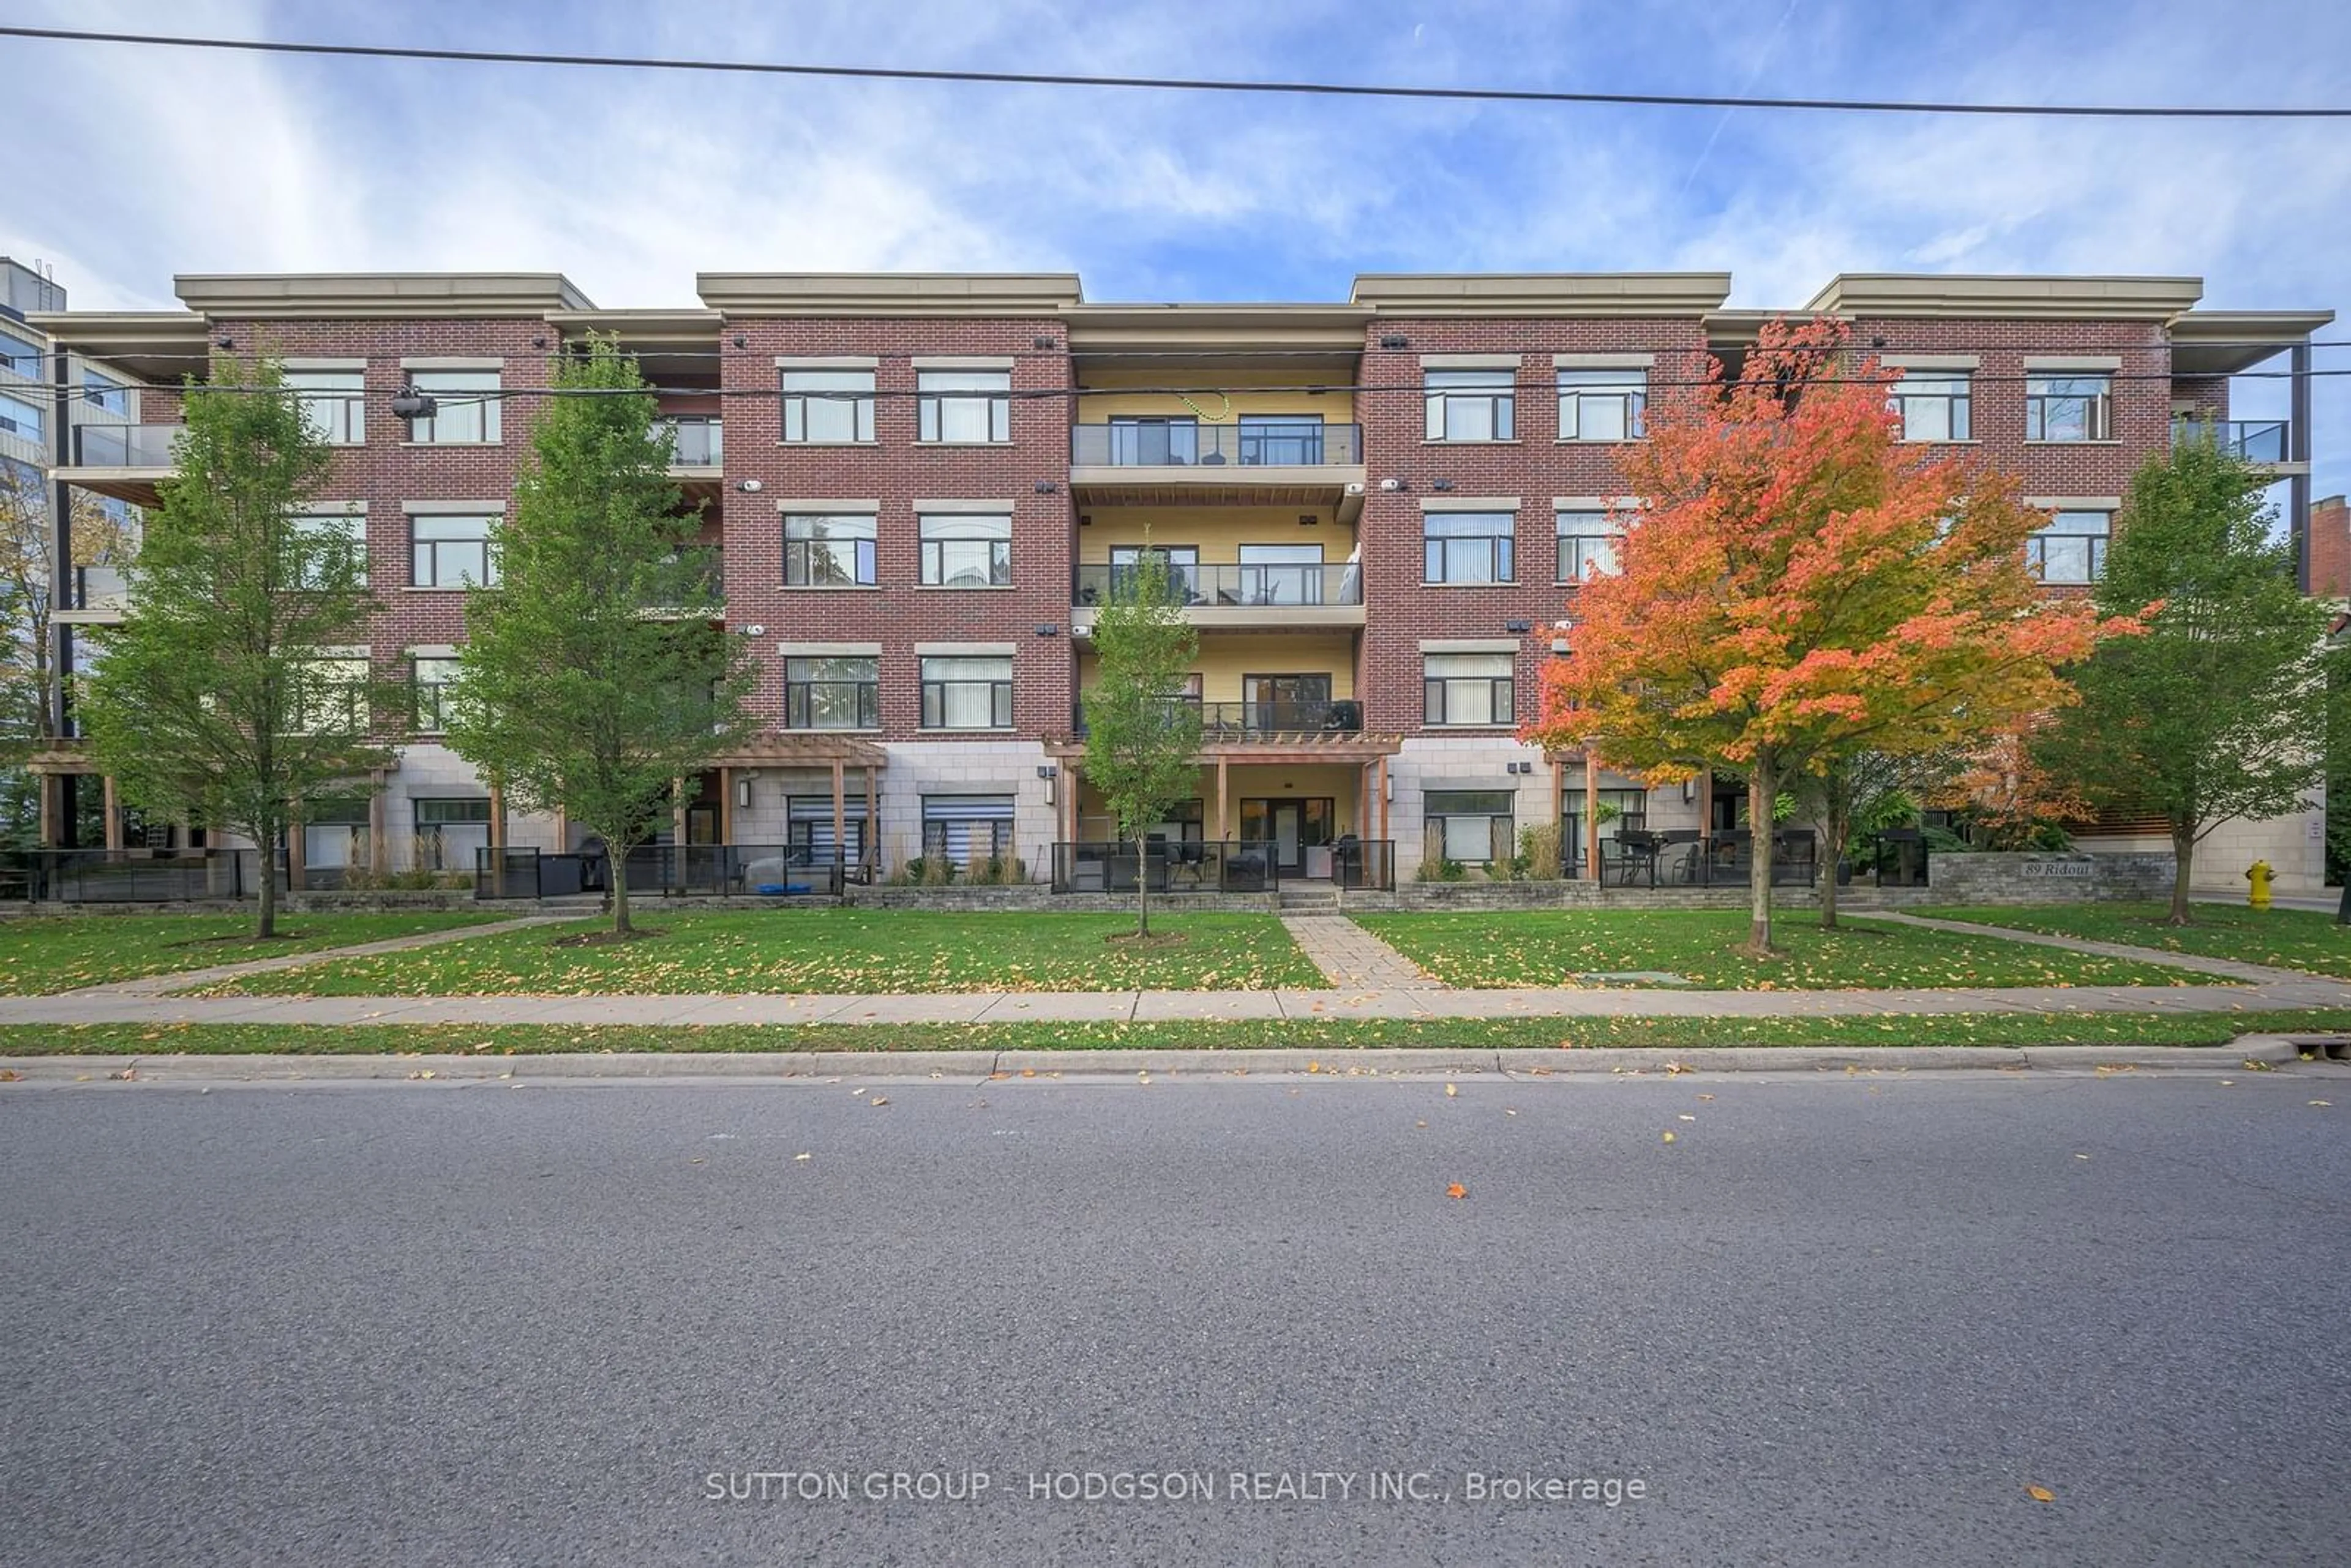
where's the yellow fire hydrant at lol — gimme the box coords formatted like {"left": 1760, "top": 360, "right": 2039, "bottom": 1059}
{"left": 2246, "top": 860, "right": 2274, "bottom": 910}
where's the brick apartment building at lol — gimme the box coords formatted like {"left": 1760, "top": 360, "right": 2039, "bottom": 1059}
{"left": 23, "top": 269, "right": 2336, "bottom": 891}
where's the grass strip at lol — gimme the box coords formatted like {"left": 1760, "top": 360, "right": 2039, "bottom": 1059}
{"left": 0, "top": 912, "right": 506, "bottom": 996}
{"left": 1916, "top": 902, "right": 2351, "bottom": 979}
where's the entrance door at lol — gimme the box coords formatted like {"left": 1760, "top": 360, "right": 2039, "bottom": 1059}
{"left": 1240, "top": 797, "right": 1335, "bottom": 877}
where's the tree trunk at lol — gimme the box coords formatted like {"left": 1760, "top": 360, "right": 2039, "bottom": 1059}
{"left": 1743, "top": 758, "right": 1777, "bottom": 957}
{"left": 1134, "top": 834, "right": 1150, "bottom": 938}
{"left": 2169, "top": 823, "right": 2195, "bottom": 926}
{"left": 612, "top": 849, "right": 633, "bottom": 937}
{"left": 1819, "top": 801, "right": 1849, "bottom": 932}
{"left": 255, "top": 833, "right": 279, "bottom": 940}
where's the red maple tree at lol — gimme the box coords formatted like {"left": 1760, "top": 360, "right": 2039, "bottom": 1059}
{"left": 1525, "top": 318, "right": 2139, "bottom": 955}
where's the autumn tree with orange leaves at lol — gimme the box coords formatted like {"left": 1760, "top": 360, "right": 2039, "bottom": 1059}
{"left": 1524, "top": 319, "right": 2139, "bottom": 955}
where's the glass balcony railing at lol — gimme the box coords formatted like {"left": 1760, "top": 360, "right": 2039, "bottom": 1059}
{"left": 72, "top": 423, "right": 180, "bottom": 467}
{"left": 661, "top": 416, "right": 722, "bottom": 467}
{"left": 1071, "top": 697, "right": 1362, "bottom": 739}
{"left": 1073, "top": 561, "right": 1362, "bottom": 608}
{"left": 2172, "top": 418, "right": 2289, "bottom": 463}
{"left": 1071, "top": 422, "right": 1362, "bottom": 468}
{"left": 73, "top": 564, "right": 129, "bottom": 611}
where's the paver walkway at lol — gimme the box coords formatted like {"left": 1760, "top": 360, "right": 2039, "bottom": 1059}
{"left": 1280, "top": 914, "right": 1439, "bottom": 989}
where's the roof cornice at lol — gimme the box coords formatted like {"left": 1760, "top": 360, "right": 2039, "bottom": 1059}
{"left": 1350, "top": 272, "right": 1733, "bottom": 317}
{"left": 1802, "top": 273, "right": 2204, "bottom": 321}
{"left": 697, "top": 272, "right": 1083, "bottom": 317}
{"left": 174, "top": 273, "right": 595, "bottom": 318}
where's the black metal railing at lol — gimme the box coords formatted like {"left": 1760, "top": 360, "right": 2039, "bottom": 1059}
{"left": 1049, "top": 837, "right": 1395, "bottom": 894}
{"left": 474, "top": 844, "right": 847, "bottom": 900}
{"left": 1068, "top": 697, "right": 1362, "bottom": 740}
{"left": 1071, "top": 422, "right": 1362, "bottom": 468}
{"left": 1073, "top": 561, "right": 1362, "bottom": 608}
{"left": 1591, "top": 829, "right": 1820, "bottom": 889}
{"left": 72, "top": 422, "right": 179, "bottom": 467}
{"left": 661, "top": 416, "right": 723, "bottom": 467}
{"left": 1, "top": 847, "right": 274, "bottom": 902}
{"left": 2172, "top": 418, "right": 2289, "bottom": 464}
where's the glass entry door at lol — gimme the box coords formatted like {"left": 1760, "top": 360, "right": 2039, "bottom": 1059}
{"left": 1239, "top": 797, "right": 1333, "bottom": 877}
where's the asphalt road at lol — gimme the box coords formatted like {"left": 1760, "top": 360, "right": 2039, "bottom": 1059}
{"left": 2, "top": 1067, "right": 2346, "bottom": 1566}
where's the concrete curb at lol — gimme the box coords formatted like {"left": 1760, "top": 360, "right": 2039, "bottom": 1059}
{"left": 0, "top": 1038, "right": 2315, "bottom": 1084}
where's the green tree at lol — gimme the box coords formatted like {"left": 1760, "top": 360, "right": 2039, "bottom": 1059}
{"left": 1, "top": 459, "right": 132, "bottom": 846}
{"left": 2038, "top": 441, "right": 2350, "bottom": 925}
{"left": 1080, "top": 546, "right": 1201, "bottom": 937}
{"left": 1794, "top": 749, "right": 1939, "bottom": 926}
{"left": 443, "top": 338, "right": 754, "bottom": 939}
{"left": 80, "top": 355, "right": 394, "bottom": 938}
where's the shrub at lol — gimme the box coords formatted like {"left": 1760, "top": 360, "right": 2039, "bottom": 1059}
{"left": 1518, "top": 822, "right": 1564, "bottom": 880}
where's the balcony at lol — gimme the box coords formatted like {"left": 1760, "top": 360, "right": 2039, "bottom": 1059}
{"left": 2172, "top": 417, "right": 2293, "bottom": 467}
{"left": 661, "top": 416, "right": 723, "bottom": 470}
{"left": 62, "top": 423, "right": 179, "bottom": 503}
{"left": 1068, "top": 421, "right": 1366, "bottom": 511}
{"left": 54, "top": 564, "right": 129, "bottom": 625}
{"left": 636, "top": 553, "right": 726, "bottom": 619}
{"left": 1071, "top": 560, "right": 1364, "bottom": 630}
{"left": 1071, "top": 697, "right": 1362, "bottom": 740}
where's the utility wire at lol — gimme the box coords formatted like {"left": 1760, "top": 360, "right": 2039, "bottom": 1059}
{"left": 1, "top": 23, "right": 2346, "bottom": 120}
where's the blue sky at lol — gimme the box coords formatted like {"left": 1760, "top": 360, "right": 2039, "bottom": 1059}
{"left": 2, "top": 0, "right": 2344, "bottom": 489}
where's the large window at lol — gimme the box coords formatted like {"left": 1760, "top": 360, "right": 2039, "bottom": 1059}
{"left": 293, "top": 657, "right": 370, "bottom": 734}
{"left": 285, "top": 369, "right": 365, "bottom": 445}
{"left": 1237, "top": 542, "right": 1324, "bottom": 605}
{"left": 784, "top": 656, "right": 880, "bottom": 730}
{"left": 1424, "top": 369, "right": 1515, "bottom": 442}
{"left": 410, "top": 514, "right": 498, "bottom": 588}
{"left": 1892, "top": 372, "right": 1971, "bottom": 442}
{"left": 0, "top": 329, "right": 38, "bottom": 380}
{"left": 783, "top": 512, "right": 877, "bottom": 587}
{"left": 2027, "top": 510, "right": 2110, "bottom": 585}
{"left": 1108, "top": 416, "right": 1197, "bottom": 465}
{"left": 302, "top": 796, "right": 371, "bottom": 874}
{"left": 917, "top": 370, "right": 1010, "bottom": 443}
{"left": 921, "top": 794, "right": 1015, "bottom": 864}
{"left": 787, "top": 796, "right": 871, "bottom": 867}
{"left": 1554, "top": 511, "right": 1618, "bottom": 583}
{"left": 0, "top": 391, "right": 41, "bottom": 443}
{"left": 411, "top": 656, "right": 461, "bottom": 732}
{"left": 1424, "top": 511, "right": 1515, "bottom": 583}
{"left": 1425, "top": 790, "right": 1515, "bottom": 866}
{"left": 1423, "top": 653, "right": 1515, "bottom": 727}
{"left": 781, "top": 369, "right": 876, "bottom": 443}
{"left": 918, "top": 512, "right": 1013, "bottom": 587}
{"left": 1556, "top": 369, "right": 1645, "bottom": 441}
{"left": 405, "top": 370, "right": 501, "bottom": 445}
{"left": 289, "top": 511, "right": 366, "bottom": 588}
{"left": 920, "top": 656, "right": 1014, "bottom": 730}
{"left": 83, "top": 369, "right": 129, "bottom": 416}
{"left": 413, "top": 797, "right": 492, "bottom": 871}
{"left": 1238, "top": 414, "right": 1325, "bottom": 465}
{"left": 1106, "top": 544, "right": 1199, "bottom": 603}
{"left": 2025, "top": 375, "right": 2112, "bottom": 443}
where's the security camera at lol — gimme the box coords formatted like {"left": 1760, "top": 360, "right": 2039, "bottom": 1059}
{"left": 737, "top": 478, "right": 764, "bottom": 493}
{"left": 1343, "top": 481, "right": 1365, "bottom": 496}
{"left": 1378, "top": 478, "right": 1403, "bottom": 492}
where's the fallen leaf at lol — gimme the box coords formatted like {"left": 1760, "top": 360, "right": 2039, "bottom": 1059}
{"left": 869, "top": 1096, "right": 889, "bottom": 1107}
{"left": 1445, "top": 1183, "right": 1467, "bottom": 1199}
{"left": 2244, "top": 1059, "right": 2274, "bottom": 1072}
{"left": 689, "top": 1157, "right": 705, "bottom": 1165}
{"left": 1504, "top": 1108, "right": 1518, "bottom": 1117}
{"left": 113, "top": 1067, "right": 137, "bottom": 1081}
{"left": 1445, "top": 1084, "right": 1458, "bottom": 1098}
{"left": 2311, "top": 1100, "right": 2332, "bottom": 1108}
{"left": 1415, "top": 1120, "right": 1427, "bottom": 1128}
{"left": 2025, "top": 1485, "right": 2055, "bottom": 1504}
{"left": 2074, "top": 1153, "right": 2091, "bottom": 1160}
{"left": 989, "top": 1071, "right": 1008, "bottom": 1081}
{"left": 1664, "top": 1060, "right": 1691, "bottom": 1076}
{"left": 1696, "top": 1093, "right": 1715, "bottom": 1101}
{"left": 0, "top": 1069, "right": 19, "bottom": 1082}
{"left": 1678, "top": 1114, "right": 1696, "bottom": 1122}
{"left": 1020, "top": 1068, "right": 1036, "bottom": 1079}
{"left": 1308, "top": 1061, "right": 1321, "bottom": 1074}
{"left": 794, "top": 1152, "right": 812, "bottom": 1161}
{"left": 1661, "top": 1131, "right": 1676, "bottom": 1144}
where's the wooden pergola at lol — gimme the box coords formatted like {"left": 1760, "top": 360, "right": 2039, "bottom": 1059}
{"left": 1042, "top": 727, "right": 1405, "bottom": 844}
{"left": 695, "top": 733, "right": 888, "bottom": 854}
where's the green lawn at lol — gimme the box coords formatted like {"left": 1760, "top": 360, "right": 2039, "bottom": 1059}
{"left": 1354, "top": 909, "right": 2213, "bottom": 990}
{"left": 4, "top": 1010, "right": 2346, "bottom": 1057}
{"left": 195, "top": 909, "right": 1324, "bottom": 997}
{"left": 1919, "top": 902, "right": 2351, "bottom": 979}
{"left": 0, "top": 912, "right": 505, "bottom": 996}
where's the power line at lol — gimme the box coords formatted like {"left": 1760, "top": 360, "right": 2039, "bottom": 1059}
{"left": 2, "top": 23, "right": 2347, "bottom": 121}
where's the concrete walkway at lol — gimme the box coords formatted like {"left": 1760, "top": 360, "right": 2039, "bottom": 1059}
{"left": 1862, "top": 910, "right": 2327, "bottom": 985}
{"left": 73, "top": 915, "right": 570, "bottom": 997}
{"left": 1279, "top": 914, "right": 1438, "bottom": 989}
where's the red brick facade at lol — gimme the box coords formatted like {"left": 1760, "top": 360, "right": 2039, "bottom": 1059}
{"left": 2312, "top": 493, "right": 2350, "bottom": 600}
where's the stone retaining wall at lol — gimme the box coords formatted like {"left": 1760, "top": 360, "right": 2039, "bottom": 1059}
{"left": 1923, "top": 852, "right": 2175, "bottom": 904}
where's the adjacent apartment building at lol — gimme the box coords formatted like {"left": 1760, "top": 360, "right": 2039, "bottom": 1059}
{"left": 23, "top": 269, "right": 2335, "bottom": 890}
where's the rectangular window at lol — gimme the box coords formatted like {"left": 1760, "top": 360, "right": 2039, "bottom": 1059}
{"left": 783, "top": 512, "right": 877, "bottom": 587}
{"left": 921, "top": 793, "right": 1015, "bottom": 864}
{"left": 1423, "top": 652, "right": 1515, "bottom": 727}
{"left": 1892, "top": 373, "right": 1971, "bottom": 443}
{"left": 1106, "top": 544, "right": 1199, "bottom": 604}
{"left": 284, "top": 369, "right": 365, "bottom": 445}
{"left": 407, "top": 370, "right": 501, "bottom": 445}
{"left": 410, "top": 514, "right": 498, "bottom": 588}
{"left": 2025, "top": 375, "right": 2112, "bottom": 443}
{"left": 787, "top": 795, "right": 872, "bottom": 866}
{"left": 2027, "top": 510, "right": 2111, "bottom": 585}
{"left": 413, "top": 797, "right": 492, "bottom": 872}
{"left": 411, "top": 656, "right": 461, "bottom": 732}
{"left": 918, "top": 512, "right": 1013, "bottom": 587}
{"left": 1554, "top": 511, "right": 1618, "bottom": 583}
{"left": 1424, "top": 511, "right": 1515, "bottom": 584}
{"left": 293, "top": 657, "right": 370, "bottom": 734}
{"left": 0, "top": 391, "right": 42, "bottom": 443}
{"left": 1556, "top": 369, "right": 1645, "bottom": 441}
{"left": 1238, "top": 414, "right": 1325, "bottom": 465}
{"left": 781, "top": 369, "right": 876, "bottom": 443}
{"left": 302, "top": 795, "right": 370, "bottom": 873}
{"left": 784, "top": 656, "right": 880, "bottom": 730}
{"left": 83, "top": 369, "right": 129, "bottom": 416}
{"left": 918, "top": 370, "right": 1010, "bottom": 443}
{"left": 1424, "top": 369, "right": 1515, "bottom": 442}
{"left": 1108, "top": 416, "right": 1197, "bottom": 465}
{"left": 290, "top": 511, "right": 366, "bottom": 588}
{"left": 1424, "top": 789, "right": 1515, "bottom": 866}
{"left": 0, "top": 330, "right": 39, "bottom": 380}
{"left": 920, "top": 655, "right": 1014, "bottom": 730}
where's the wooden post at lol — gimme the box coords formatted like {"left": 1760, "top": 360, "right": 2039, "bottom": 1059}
{"left": 488, "top": 781, "right": 506, "bottom": 849}
{"left": 37, "top": 773, "right": 57, "bottom": 847}
{"left": 1215, "top": 755, "right": 1229, "bottom": 842}
{"left": 1696, "top": 767, "right": 1713, "bottom": 843}
{"left": 285, "top": 798, "right": 305, "bottom": 887}
{"left": 717, "top": 767, "right": 734, "bottom": 847}
{"left": 1062, "top": 762, "right": 1080, "bottom": 844}
{"left": 1374, "top": 754, "right": 1389, "bottom": 844}
{"left": 102, "top": 775, "right": 122, "bottom": 850}
{"left": 864, "top": 765, "right": 878, "bottom": 876}
{"left": 553, "top": 806, "right": 568, "bottom": 850}
{"left": 1584, "top": 751, "right": 1601, "bottom": 883}
{"left": 369, "top": 787, "right": 388, "bottom": 874}
{"left": 672, "top": 777, "right": 688, "bottom": 847}
{"left": 1548, "top": 756, "right": 1563, "bottom": 872}
{"left": 830, "top": 759, "right": 846, "bottom": 876}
